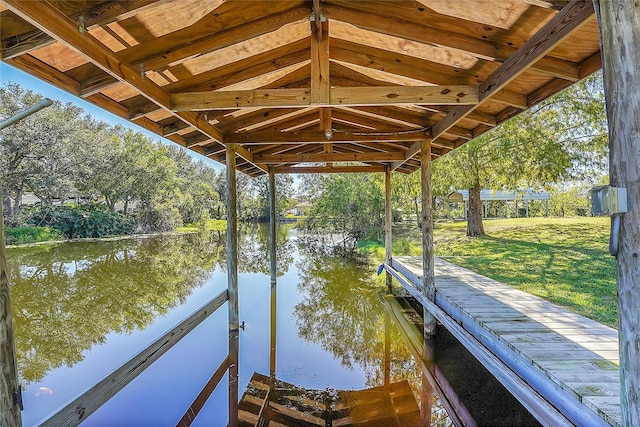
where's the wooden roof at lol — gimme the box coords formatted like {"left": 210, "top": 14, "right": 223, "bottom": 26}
{"left": 0, "top": 0, "right": 601, "bottom": 176}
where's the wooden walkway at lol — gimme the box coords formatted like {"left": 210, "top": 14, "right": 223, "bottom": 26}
{"left": 391, "top": 256, "right": 621, "bottom": 427}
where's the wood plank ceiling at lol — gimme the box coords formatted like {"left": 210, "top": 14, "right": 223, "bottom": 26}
{"left": 0, "top": 0, "right": 601, "bottom": 176}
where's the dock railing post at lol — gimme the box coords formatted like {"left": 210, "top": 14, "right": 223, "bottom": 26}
{"left": 269, "top": 166, "right": 277, "bottom": 286}
{"left": 421, "top": 140, "right": 436, "bottom": 336}
{"left": 1, "top": 196, "right": 22, "bottom": 427}
{"left": 225, "top": 144, "right": 239, "bottom": 427}
{"left": 0, "top": 98, "right": 53, "bottom": 427}
{"left": 594, "top": 2, "right": 640, "bottom": 425}
{"left": 268, "top": 166, "right": 277, "bottom": 378}
{"left": 384, "top": 165, "right": 393, "bottom": 290}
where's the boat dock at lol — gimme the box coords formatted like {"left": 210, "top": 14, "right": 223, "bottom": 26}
{"left": 386, "top": 256, "right": 621, "bottom": 427}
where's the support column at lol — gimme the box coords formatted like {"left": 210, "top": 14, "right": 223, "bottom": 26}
{"left": 268, "top": 166, "right": 277, "bottom": 378}
{"left": 384, "top": 165, "right": 393, "bottom": 290}
{"left": 225, "top": 145, "right": 239, "bottom": 427}
{"left": 421, "top": 140, "right": 436, "bottom": 335}
{"left": 545, "top": 199, "right": 549, "bottom": 217}
{"left": 464, "top": 200, "right": 468, "bottom": 220}
{"left": 515, "top": 200, "right": 519, "bottom": 218}
{"left": 269, "top": 167, "right": 277, "bottom": 285}
{"left": 384, "top": 311, "right": 390, "bottom": 388}
{"left": 595, "top": 2, "right": 640, "bottom": 425}
{"left": 1, "top": 200, "right": 22, "bottom": 426}
{"left": 526, "top": 200, "right": 529, "bottom": 218}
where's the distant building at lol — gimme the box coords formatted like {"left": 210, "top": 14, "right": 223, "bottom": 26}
{"left": 447, "top": 190, "right": 550, "bottom": 219}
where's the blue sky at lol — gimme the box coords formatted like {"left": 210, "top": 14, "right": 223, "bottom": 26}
{"left": 0, "top": 62, "right": 224, "bottom": 172}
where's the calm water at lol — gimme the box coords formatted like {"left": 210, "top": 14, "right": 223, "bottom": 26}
{"left": 7, "top": 224, "right": 536, "bottom": 426}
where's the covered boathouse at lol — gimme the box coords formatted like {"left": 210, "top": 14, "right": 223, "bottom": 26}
{"left": 1, "top": 1, "right": 639, "bottom": 426}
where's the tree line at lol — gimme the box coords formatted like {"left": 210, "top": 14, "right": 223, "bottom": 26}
{"left": 0, "top": 82, "right": 294, "bottom": 239}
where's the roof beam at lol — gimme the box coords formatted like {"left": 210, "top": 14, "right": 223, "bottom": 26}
{"left": 1, "top": 0, "right": 225, "bottom": 142}
{"left": 430, "top": 1, "right": 594, "bottom": 142}
{"left": 119, "top": 6, "right": 310, "bottom": 72}
{"left": 276, "top": 165, "right": 386, "bottom": 174}
{"left": 171, "top": 85, "right": 478, "bottom": 110}
{"left": 310, "top": 19, "right": 330, "bottom": 105}
{"left": 1, "top": 0, "right": 165, "bottom": 59}
{"left": 254, "top": 152, "right": 405, "bottom": 164}
{"left": 227, "top": 129, "right": 429, "bottom": 144}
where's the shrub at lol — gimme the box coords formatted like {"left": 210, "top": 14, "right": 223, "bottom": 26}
{"left": 4, "top": 226, "right": 64, "bottom": 245}
{"left": 26, "top": 205, "right": 136, "bottom": 238}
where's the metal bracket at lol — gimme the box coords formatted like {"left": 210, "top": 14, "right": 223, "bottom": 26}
{"left": 78, "top": 15, "right": 85, "bottom": 34}
{"left": 14, "top": 385, "right": 24, "bottom": 411}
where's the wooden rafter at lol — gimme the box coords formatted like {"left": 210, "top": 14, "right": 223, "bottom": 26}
{"left": 1, "top": 0, "right": 265, "bottom": 173}
{"left": 393, "top": 0, "right": 595, "bottom": 170}
{"left": 0, "top": 0, "right": 603, "bottom": 176}
{"left": 171, "top": 85, "right": 479, "bottom": 110}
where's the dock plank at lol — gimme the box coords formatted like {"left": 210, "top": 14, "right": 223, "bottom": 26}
{"left": 393, "top": 256, "right": 621, "bottom": 427}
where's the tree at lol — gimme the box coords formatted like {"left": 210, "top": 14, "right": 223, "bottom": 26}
{"left": 302, "top": 173, "right": 385, "bottom": 245}
{"left": 0, "top": 83, "right": 96, "bottom": 214}
{"left": 433, "top": 73, "right": 608, "bottom": 236}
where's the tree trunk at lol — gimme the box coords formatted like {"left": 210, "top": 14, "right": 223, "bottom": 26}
{"left": 466, "top": 182, "right": 485, "bottom": 237}
{"left": 2, "top": 189, "right": 12, "bottom": 217}
{"left": 123, "top": 200, "right": 129, "bottom": 215}
{"left": 595, "top": 2, "right": 640, "bottom": 425}
{"left": 12, "top": 185, "right": 23, "bottom": 216}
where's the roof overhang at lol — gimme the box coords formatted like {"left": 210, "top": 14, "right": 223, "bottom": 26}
{"left": 0, "top": 0, "right": 601, "bottom": 176}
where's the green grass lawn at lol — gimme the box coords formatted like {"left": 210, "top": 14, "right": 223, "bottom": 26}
{"left": 175, "top": 219, "right": 227, "bottom": 232}
{"left": 363, "top": 217, "right": 618, "bottom": 328}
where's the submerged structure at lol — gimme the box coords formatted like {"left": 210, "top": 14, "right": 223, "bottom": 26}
{"left": 1, "top": 1, "right": 639, "bottom": 426}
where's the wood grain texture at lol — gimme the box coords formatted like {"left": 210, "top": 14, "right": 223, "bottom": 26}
{"left": 596, "top": 1, "right": 640, "bottom": 426}
{"left": 0, "top": 203, "right": 21, "bottom": 426}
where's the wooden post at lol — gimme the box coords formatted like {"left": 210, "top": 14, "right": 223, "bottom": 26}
{"left": 1, "top": 202, "right": 22, "bottom": 426}
{"left": 421, "top": 140, "right": 436, "bottom": 335}
{"left": 384, "top": 165, "right": 393, "bottom": 290}
{"left": 594, "top": 2, "right": 640, "bottom": 425}
{"left": 225, "top": 144, "right": 239, "bottom": 427}
{"left": 384, "top": 311, "right": 390, "bottom": 388}
{"left": 268, "top": 166, "right": 277, "bottom": 378}
{"left": 269, "top": 166, "right": 277, "bottom": 285}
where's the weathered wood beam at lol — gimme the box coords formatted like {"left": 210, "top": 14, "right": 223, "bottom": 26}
{"left": 2, "top": 0, "right": 228, "bottom": 147}
{"left": 228, "top": 129, "right": 428, "bottom": 144}
{"left": 225, "top": 144, "right": 239, "bottom": 427}
{"left": 275, "top": 165, "right": 386, "bottom": 173}
{"left": 254, "top": 151, "right": 404, "bottom": 164}
{"left": 431, "top": 0, "right": 594, "bottom": 141}
{"left": 420, "top": 140, "right": 436, "bottom": 335}
{"left": 0, "top": 202, "right": 21, "bottom": 425}
{"left": 331, "top": 85, "right": 477, "bottom": 106}
{"left": 171, "top": 85, "right": 478, "bottom": 110}
{"left": 595, "top": 2, "right": 640, "bottom": 426}
{"left": 1, "top": 0, "right": 164, "bottom": 59}
{"left": 311, "top": 19, "right": 330, "bottom": 105}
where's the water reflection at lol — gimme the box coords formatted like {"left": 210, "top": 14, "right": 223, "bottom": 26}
{"left": 8, "top": 233, "right": 225, "bottom": 384}
{"left": 7, "top": 226, "right": 295, "bottom": 387}
{"left": 7, "top": 226, "right": 534, "bottom": 426}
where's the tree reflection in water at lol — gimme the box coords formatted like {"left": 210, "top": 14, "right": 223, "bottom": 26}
{"left": 7, "top": 232, "right": 226, "bottom": 384}
{"left": 7, "top": 224, "right": 297, "bottom": 386}
{"left": 293, "top": 241, "right": 421, "bottom": 388}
